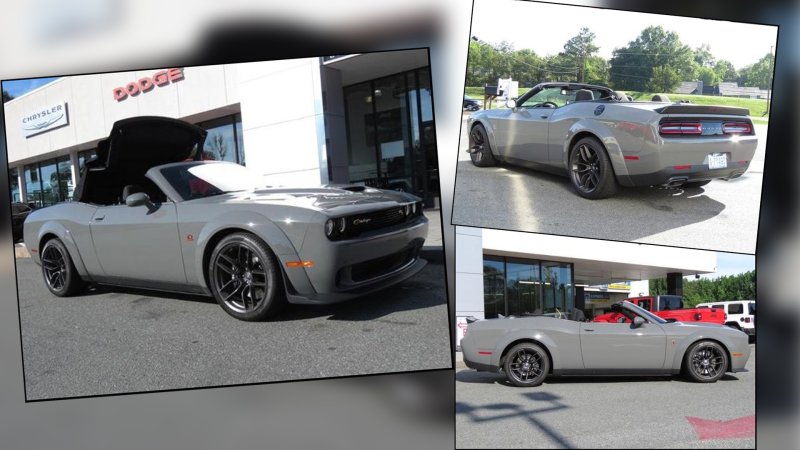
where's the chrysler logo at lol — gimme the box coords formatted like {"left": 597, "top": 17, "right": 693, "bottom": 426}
{"left": 353, "top": 218, "right": 371, "bottom": 225}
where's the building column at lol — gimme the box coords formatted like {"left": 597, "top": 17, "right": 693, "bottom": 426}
{"left": 574, "top": 286, "right": 585, "bottom": 311}
{"left": 666, "top": 272, "right": 684, "bottom": 296}
{"left": 17, "top": 166, "right": 27, "bottom": 204}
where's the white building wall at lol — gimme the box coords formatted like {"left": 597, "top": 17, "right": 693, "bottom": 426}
{"left": 455, "top": 226, "right": 485, "bottom": 319}
{"left": 5, "top": 64, "right": 240, "bottom": 167}
{"left": 235, "top": 58, "right": 328, "bottom": 187}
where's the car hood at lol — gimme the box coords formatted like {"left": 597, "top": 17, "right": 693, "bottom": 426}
{"left": 190, "top": 185, "right": 419, "bottom": 214}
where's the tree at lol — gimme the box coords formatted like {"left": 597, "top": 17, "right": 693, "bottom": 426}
{"left": 696, "top": 66, "right": 719, "bottom": 87}
{"left": 738, "top": 52, "right": 775, "bottom": 89}
{"left": 713, "top": 60, "right": 738, "bottom": 82}
{"left": 649, "top": 66, "right": 682, "bottom": 93}
{"left": 560, "top": 27, "right": 600, "bottom": 83}
{"left": 693, "top": 44, "right": 716, "bottom": 68}
{"left": 609, "top": 25, "right": 695, "bottom": 91}
{"left": 2, "top": 90, "right": 13, "bottom": 102}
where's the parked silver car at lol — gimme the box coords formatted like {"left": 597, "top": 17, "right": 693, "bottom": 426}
{"left": 24, "top": 116, "right": 428, "bottom": 321}
{"left": 466, "top": 82, "right": 758, "bottom": 199}
{"left": 460, "top": 301, "right": 750, "bottom": 387}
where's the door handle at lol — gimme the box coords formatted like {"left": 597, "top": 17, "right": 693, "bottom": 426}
{"left": 540, "top": 115, "right": 549, "bottom": 119}
{"left": 584, "top": 328, "right": 594, "bottom": 332}
{"left": 94, "top": 216, "right": 105, "bottom": 221}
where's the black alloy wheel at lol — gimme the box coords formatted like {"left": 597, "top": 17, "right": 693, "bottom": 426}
{"left": 209, "top": 232, "right": 284, "bottom": 321}
{"left": 684, "top": 340, "right": 728, "bottom": 383}
{"left": 469, "top": 124, "right": 497, "bottom": 167}
{"left": 569, "top": 136, "right": 617, "bottom": 199}
{"left": 40, "top": 238, "right": 83, "bottom": 296}
{"left": 503, "top": 342, "right": 550, "bottom": 387}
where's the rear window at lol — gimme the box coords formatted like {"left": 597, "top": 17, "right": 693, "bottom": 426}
{"left": 658, "top": 296, "right": 683, "bottom": 310}
{"left": 728, "top": 303, "right": 744, "bottom": 314}
{"left": 748, "top": 303, "right": 755, "bottom": 315}
{"left": 711, "top": 304, "right": 724, "bottom": 310}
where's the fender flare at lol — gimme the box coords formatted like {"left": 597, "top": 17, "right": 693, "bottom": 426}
{"left": 670, "top": 332, "right": 735, "bottom": 371}
{"left": 192, "top": 211, "right": 314, "bottom": 296}
{"left": 469, "top": 118, "right": 501, "bottom": 158}
{"left": 563, "top": 120, "right": 630, "bottom": 180}
{"left": 37, "top": 221, "right": 90, "bottom": 278}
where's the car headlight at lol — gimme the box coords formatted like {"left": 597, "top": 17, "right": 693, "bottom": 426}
{"left": 411, "top": 203, "right": 417, "bottom": 215}
{"left": 404, "top": 204, "right": 411, "bottom": 216}
{"left": 325, "top": 219, "right": 335, "bottom": 237}
{"left": 336, "top": 217, "right": 346, "bottom": 233}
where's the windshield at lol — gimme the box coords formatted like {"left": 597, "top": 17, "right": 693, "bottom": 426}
{"left": 624, "top": 301, "right": 667, "bottom": 324}
{"left": 160, "top": 162, "right": 268, "bottom": 200}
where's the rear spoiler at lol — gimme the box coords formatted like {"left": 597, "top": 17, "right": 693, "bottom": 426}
{"left": 654, "top": 104, "right": 750, "bottom": 116}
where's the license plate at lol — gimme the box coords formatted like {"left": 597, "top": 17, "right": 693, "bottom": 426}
{"left": 708, "top": 153, "right": 727, "bottom": 169}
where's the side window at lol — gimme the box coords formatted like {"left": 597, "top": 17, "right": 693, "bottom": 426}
{"left": 638, "top": 299, "right": 651, "bottom": 311}
{"left": 659, "top": 296, "right": 683, "bottom": 310}
{"left": 728, "top": 303, "right": 743, "bottom": 315}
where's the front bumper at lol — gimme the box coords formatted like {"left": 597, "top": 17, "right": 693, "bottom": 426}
{"left": 284, "top": 216, "right": 429, "bottom": 304}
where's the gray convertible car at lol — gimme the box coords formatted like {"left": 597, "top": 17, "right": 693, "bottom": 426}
{"left": 466, "top": 82, "right": 758, "bottom": 199}
{"left": 23, "top": 116, "right": 428, "bottom": 321}
{"left": 460, "top": 301, "right": 750, "bottom": 387}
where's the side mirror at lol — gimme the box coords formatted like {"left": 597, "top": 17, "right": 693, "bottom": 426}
{"left": 632, "top": 316, "right": 645, "bottom": 328}
{"left": 126, "top": 192, "right": 150, "bottom": 207}
{"left": 506, "top": 98, "right": 517, "bottom": 110}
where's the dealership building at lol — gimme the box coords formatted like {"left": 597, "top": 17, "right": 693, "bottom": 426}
{"left": 455, "top": 227, "right": 717, "bottom": 347}
{"left": 4, "top": 49, "right": 439, "bottom": 208}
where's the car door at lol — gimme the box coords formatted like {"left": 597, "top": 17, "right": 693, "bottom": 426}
{"left": 89, "top": 200, "right": 186, "bottom": 285}
{"left": 496, "top": 107, "right": 551, "bottom": 164}
{"left": 579, "top": 320, "right": 667, "bottom": 370}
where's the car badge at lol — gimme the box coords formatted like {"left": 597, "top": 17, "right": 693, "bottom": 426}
{"left": 594, "top": 105, "right": 605, "bottom": 116}
{"left": 353, "top": 218, "right": 371, "bottom": 225}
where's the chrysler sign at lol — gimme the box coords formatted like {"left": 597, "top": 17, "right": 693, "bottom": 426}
{"left": 22, "top": 102, "right": 69, "bottom": 138}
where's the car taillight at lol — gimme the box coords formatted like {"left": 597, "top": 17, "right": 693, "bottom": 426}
{"left": 724, "top": 313, "right": 727, "bottom": 320}
{"left": 722, "top": 122, "right": 752, "bottom": 134}
{"left": 694, "top": 312, "right": 702, "bottom": 321}
{"left": 660, "top": 122, "right": 702, "bottom": 135}
{"left": 744, "top": 317, "right": 751, "bottom": 323}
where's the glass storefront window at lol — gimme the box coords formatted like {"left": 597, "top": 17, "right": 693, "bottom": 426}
{"left": 541, "top": 262, "right": 574, "bottom": 314}
{"left": 56, "top": 156, "right": 73, "bottom": 201}
{"left": 483, "top": 256, "right": 574, "bottom": 318}
{"left": 345, "top": 82, "right": 379, "bottom": 181}
{"left": 24, "top": 164, "right": 43, "bottom": 208}
{"left": 343, "top": 67, "right": 438, "bottom": 206}
{"left": 197, "top": 115, "right": 245, "bottom": 165}
{"left": 9, "top": 168, "right": 20, "bottom": 203}
{"left": 39, "top": 159, "right": 59, "bottom": 205}
{"left": 483, "top": 257, "right": 505, "bottom": 319}
{"left": 507, "top": 259, "right": 542, "bottom": 316}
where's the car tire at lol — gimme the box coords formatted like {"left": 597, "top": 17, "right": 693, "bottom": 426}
{"left": 683, "top": 340, "right": 728, "bottom": 383}
{"left": 208, "top": 232, "right": 285, "bottom": 321}
{"left": 568, "top": 136, "right": 618, "bottom": 199}
{"left": 468, "top": 124, "right": 497, "bottom": 167}
{"left": 682, "top": 180, "right": 711, "bottom": 188}
{"left": 40, "top": 238, "right": 84, "bottom": 297}
{"left": 503, "top": 342, "right": 550, "bottom": 387}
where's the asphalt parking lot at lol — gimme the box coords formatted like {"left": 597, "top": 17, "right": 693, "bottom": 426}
{"left": 15, "top": 256, "right": 451, "bottom": 401}
{"left": 456, "top": 344, "right": 755, "bottom": 448}
{"left": 451, "top": 115, "right": 766, "bottom": 254}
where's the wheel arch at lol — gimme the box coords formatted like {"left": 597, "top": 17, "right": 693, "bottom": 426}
{"left": 498, "top": 338, "right": 555, "bottom": 374}
{"left": 36, "top": 222, "right": 90, "bottom": 277}
{"left": 678, "top": 337, "right": 733, "bottom": 373}
{"left": 470, "top": 119, "right": 500, "bottom": 158}
{"left": 194, "top": 215, "right": 313, "bottom": 297}
{"left": 563, "top": 121, "right": 629, "bottom": 180}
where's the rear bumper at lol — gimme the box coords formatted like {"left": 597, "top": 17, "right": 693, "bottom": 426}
{"left": 622, "top": 163, "right": 751, "bottom": 187}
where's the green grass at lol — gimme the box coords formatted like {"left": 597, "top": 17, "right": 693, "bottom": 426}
{"left": 465, "top": 87, "right": 770, "bottom": 121}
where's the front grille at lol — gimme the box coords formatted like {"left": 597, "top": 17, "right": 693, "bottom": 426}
{"left": 347, "top": 245, "right": 419, "bottom": 283}
{"left": 327, "top": 201, "right": 424, "bottom": 240}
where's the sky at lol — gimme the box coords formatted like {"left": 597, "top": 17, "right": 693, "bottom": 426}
{"left": 2, "top": 77, "right": 60, "bottom": 98}
{"left": 472, "top": 0, "right": 778, "bottom": 70}
{"left": 697, "top": 252, "right": 755, "bottom": 280}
